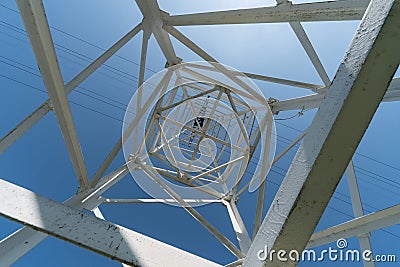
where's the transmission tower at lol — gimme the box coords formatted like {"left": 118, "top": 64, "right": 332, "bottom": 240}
{"left": 0, "top": 0, "right": 399, "bottom": 267}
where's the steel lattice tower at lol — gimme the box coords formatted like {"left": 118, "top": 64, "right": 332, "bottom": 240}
{"left": 0, "top": 0, "right": 399, "bottom": 267}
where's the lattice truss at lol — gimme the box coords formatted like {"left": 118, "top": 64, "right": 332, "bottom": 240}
{"left": 0, "top": 0, "right": 399, "bottom": 266}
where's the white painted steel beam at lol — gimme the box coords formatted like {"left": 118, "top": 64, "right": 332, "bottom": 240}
{"left": 91, "top": 208, "right": 132, "bottom": 267}
{"left": 0, "top": 164, "right": 130, "bottom": 266}
{"left": 0, "top": 22, "right": 142, "bottom": 155}
{"left": 103, "top": 198, "right": 221, "bottom": 204}
{"left": 165, "top": 26, "right": 266, "bottom": 103}
{"left": 0, "top": 179, "right": 222, "bottom": 267}
{"left": 346, "top": 161, "right": 368, "bottom": 226}
{"left": 65, "top": 23, "right": 142, "bottom": 94}
{"left": 133, "top": 28, "right": 151, "bottom": 152}
{"left": 289, "top": 21, "right": 331, "bottom": 86}
{"left": 252, "top": 181, "right": 266, "bottom": 240}
{"left": 346, "top": 161, "right": 375, "bottom": 267}
{"left": 271, "top": 77, "right": 400, "bottom": 113}
{"left": 308, "top": 204, "right": 400, "bottom": 248}
{"left": 243, "top": 0, "right": 400, "bottom": 265}
{"left": 163, "top": 0, "right": 369, "bottom": 26}
{"left": 0, "top": 227, "right": 47, "bottom": 267}
{"left": 141, "top": 164, "right": 245, "bottom": 258}
{"left": 16, "top": 0, "right": 89, "bottom": 187}
{"left": 242, "top": 71, "right": 324, "bottom": 92}
{"left": 138, "top": 29, "right": 150, "bottom": 88}
{"left": 270, "top": 93, "right": 324, "bottom": 113}
{"left": 183, "top": 62, "right": 324, "bottom": 91}
{"left": 275, "top": 0, "right": 330, "bottom": 86}
{"left": 224, "top": 259, "right": 244, "bottom": 267}
{"left": 164, "top": 26, "right": 216, "bottom": 63}
{"left": 224, "top": 200, "right": 252, "bottom": 254}
{"left": 91, "top": 207, "right": 106, "bottom": 220}
{"left": 382, "top": 77, "right": 400, "bottom": 102}
{"left": 267, "top": 93, "right": 315, "bottom": 112}
{"left": 136, "top": 0, "right": 179, "bottom": 66}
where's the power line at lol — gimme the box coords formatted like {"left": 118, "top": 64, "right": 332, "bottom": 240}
{"left": 276, "top": 120, "right": 400, "bottom": 174}
{"left": 0, "top": 3, "right": 157, "bottom": 74}
{"left": 1, "top": 29, "right": 141, "bottom": 90}
{"left": 356, "top": 153, "right": 400, "bottom": 173}
{"left": 257, "top": 167, "right": 400, "bottom": 239}
{"left": 0, "top": 74, "right": 123, "bottom": 123}
{"left": 0, "top": 21, "right": 140, "bottom": 85}
{"left": 0, "top": 56, "right": 130, "bottom": 112}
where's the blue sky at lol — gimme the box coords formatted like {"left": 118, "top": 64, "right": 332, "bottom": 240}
{"left": 0, "top": 0, "right": 399, "bottom": 266}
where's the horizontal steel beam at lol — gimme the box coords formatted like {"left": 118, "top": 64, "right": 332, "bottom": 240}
{"left": 0, "top": 179, "right": 222, "bottom": 267}
{"left": 163, "top": 0, "right": 369, "bottom": 26}
{"left": 242, "top": 72, "right": 324, "bottom": 92}
{"left": 271, "top": 77, "right": 400, "bottom": 113}
{"left": 183, "top": 62, "right": 325, "bottom": 91}
{"left": 308, "top": 204, "right": 400, "bottom": 248}
{"left": 270, "top": 93, "right": 324, "bottom": 114}
{"left": 103, "top": 198, "right": 221, "bottom": 204}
